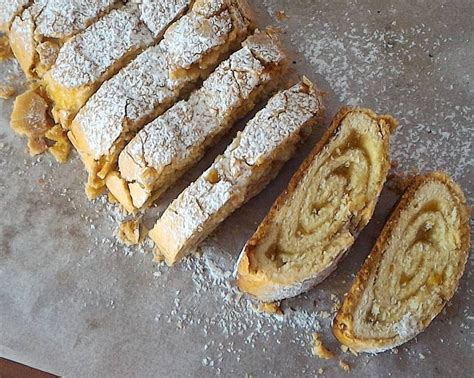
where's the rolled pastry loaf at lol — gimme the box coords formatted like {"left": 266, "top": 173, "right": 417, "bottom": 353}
{"left": 106, "top": 29, "right": 288, "bottom": 213}
{"left": 150, "top": 79, "right": 324, "bottom": 266}
{"left": 235, "top": 107, "right": 397, "bottom": 302}
{"left": 332, "top": 172, "right": 470, "bottom": 353}
{"left": 69, "top": 0, "right": 254, "bottom": 198}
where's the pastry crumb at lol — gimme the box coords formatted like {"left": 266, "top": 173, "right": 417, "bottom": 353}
{"left": 27, "top": 137, "right": 48, "bottom": 156}
{"left": 340, "top": 345, "right": 349, "bottom": 353}
{"left": 117, "top": 218, "right": 148, "bottom": 246}
{"left": 274, "top": 9, "right": 287, "bottom": 21}
{"left": 311, "top": 333, "right": 334, "bottom": 360}
{"left": 258, "top": 302, "right": 283, "bottom": 315}
{"left": 0, "top": 35, "right": 13, "bottom": 61}
{"left": 0, "top": 85, "right": 16, "bottom": 99}
{"left": 317, "top": 367, "right": 324, "bottom": 375}
{"left": 45, "top": 125, "right": 71, "bottom": 163}
{"left": 339, "top": 360, "right": 350, "bottom": 372}
{"left": 10, "top": 87, "right": 54, "bottom": 156}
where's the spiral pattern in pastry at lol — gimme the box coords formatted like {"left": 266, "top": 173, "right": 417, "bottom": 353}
{"left": 236, "top": 107, "right": 397, "bottom": 301}
{"left": 333, "top": 172, "right": 470, "bottom": 352}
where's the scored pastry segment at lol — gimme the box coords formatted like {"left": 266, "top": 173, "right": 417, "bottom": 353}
{"left": 107, "top": 29, "right": 288, "bottom": 213}
{"left": 235, "top": 107, "right": 398, "bottom": 302}
{"left": 8, "top": 0, "right": 120, "bottom": 78}
{"left": 43, "top": 0, "right": 193, "bottom": 126}
{"left": 69, "top": 0, "right": 255, "bottom": 199}
{"left": 149, "top": 79, "right": 324, "bottom": 266}
{"left": 163, "top": 0, "right": 255, "bottom": 79}
{"left": 332, "top": 172, "right": 470, "bottom": 353}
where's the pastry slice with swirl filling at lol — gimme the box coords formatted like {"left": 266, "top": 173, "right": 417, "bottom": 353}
{"left": 332, "top": 172, "right": 470, "bottom": 353}
{"left": 236, "top": 107, "right": 397, "bottom": 302}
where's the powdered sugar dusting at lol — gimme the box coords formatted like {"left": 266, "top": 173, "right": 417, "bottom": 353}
{"left": 0, "top": 0, "right": 30, "bottom": 29}
{"left": 119, "top": 30, "right": 287, "bottom": 193}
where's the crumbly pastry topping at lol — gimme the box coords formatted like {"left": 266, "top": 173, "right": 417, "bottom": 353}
{"left": 49, "top": 4, "right": 153, "bottom": 88}
{"left": 73, "top": 0, "right": 251, "bottom": 160}
{"left": 162, "top": 0, "right": 253, "bottom": 71}
{"left": 152, "top": 82, "right": 320, "bottom": 261}
{"left": 28, "top": 0, "right": 117, "bottom": 39}
{"left": 73, "top": 43, "right": 181, "bottom": 158}
{"left": 120, "top": 30, "right": 286, "bottom": 186}
{"left": 0, "top": 0, "right": 30, "bottom": 29}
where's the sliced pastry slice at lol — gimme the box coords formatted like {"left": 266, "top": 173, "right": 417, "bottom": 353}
{"left": 69, "top": 0, "right": 254, "bottom": 199}
{"left": 9, "top": 0, "right": 120, "bottom": 78}
{"left": 150, "top": 80, "right": 323, "bottom": 266}
{"left": 236, "top": 107, "right": 397, "bottom": 302}
{"left": 107, "top": 29, "right": 287, "bottom": 213}
{"left": 43, "top": 0, "right": 193, "bottom": 126}
{"left": 332, "top": 172, "right": 470, "bottom": 353}
{"left": 0, "top": 0, "right": 30, "bottom": 32}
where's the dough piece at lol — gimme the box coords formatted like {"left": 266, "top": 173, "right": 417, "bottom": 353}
{"left": 43, "top": 0, "right": 192, "bottom": 126}
{"left": 117, "top": 218, "right": 148, "bottom": 246}
{"left": 9, "top": 0, "right": 119, "bottom": 78}
{"left": 10, "top": 86, "right": 54, "bottom": 155}
{"left": 69, "top": 0, "right": 254, "bottom": 199}
{"left": 332, "top": 172, "right": 470, "bottom": 353}
{"left": 235, "top": 107, "right": 397, "bottom": 302}
{"left": 311, "top": 333, "right": 334, "bottom": 360}
{"left": 108, "top": 29, "right": 287, "bottom": 213}
{"left": 0, "top": 0, "right": 30, "bottom": 32}
{"left": 149, "top": 80, "right": 323, "bottom": 266}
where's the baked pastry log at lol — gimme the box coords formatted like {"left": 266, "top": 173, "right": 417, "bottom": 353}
{"left": 69, "top": 0, "right": 254, "bottom": 199}
{"left": 0, "top": 0, "right": 30, "bottom": 32}
{"left": 43, "top": 0, "right": 193, "bottom": 126}
{"left": 236, "top": 107, "right": 397, "bottom": 302}
{"left": 150, "top": 80, "right": 324, "bottom": 266}
{"left": 9, "top": 0, "right": 120, "bottom": 78}
{"left": 106, "top": 29, "right": 287, "bottom": 213}
{"left": 332, "top": 172, "right": 470, "bottom": 353}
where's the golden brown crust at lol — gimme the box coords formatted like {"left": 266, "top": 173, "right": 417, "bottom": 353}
{"left": 236, "top": 107, "right": 398, "bottom": 301}
{"left": 332, "top": 172, "right": 471, "bottom": 353}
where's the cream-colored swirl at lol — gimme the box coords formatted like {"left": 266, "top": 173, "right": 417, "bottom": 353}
{"left": 236, "top": 108, "right": 396, "bottom": 301}
{"left": 333, "top": 173, "right": 470, "bottom": 352}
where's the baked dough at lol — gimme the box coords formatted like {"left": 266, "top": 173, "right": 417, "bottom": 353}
{"left": 9, "top": 0, "right": 119, "bottom": 78}
{"left": 107, "top": 29, "right": 287, "bottom": 213}
{"left": 0, "top": 0, "right": 30, "bottom": 32}
{"left": 43, "top": 0, "right": 192, "bottom": 126}
{"left": 69, "top": 0, "right": 254, "bottom": 199}
{"left": 235, "top": 107, "right": 397, "bottom": 302}
{"left": 332, "top": 172, "right": 470, "bottom": 353}
{"left": 150, "top": 80, "right": 323, "bottom": 266}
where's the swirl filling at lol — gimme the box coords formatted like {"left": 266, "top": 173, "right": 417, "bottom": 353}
{"left": 333, "top": 172, "right": 470, "bottom": 352}
{"left": 237, "top": 108, "right": 395, "bottom": 301}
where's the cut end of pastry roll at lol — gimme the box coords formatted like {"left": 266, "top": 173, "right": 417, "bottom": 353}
{"left": 236, "top": 107, "right": 398, "bottom": 302}
{"left": 332, "top": 172, "right": 470, "bottom": 353}
{"left": 150, "top": 79, "right": 324, "bottom": 266}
